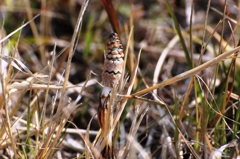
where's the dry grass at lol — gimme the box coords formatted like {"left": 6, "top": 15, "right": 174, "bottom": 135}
{"left": 0, "top": 0, "right": 240, "bottom": 158}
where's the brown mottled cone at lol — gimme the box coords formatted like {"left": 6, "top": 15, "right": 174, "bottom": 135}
{"left": 102, "top": 33, "right": 124, "bottom": 88}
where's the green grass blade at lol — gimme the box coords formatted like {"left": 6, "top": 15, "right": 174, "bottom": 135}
{"left": 165, "top": 0, "right": 192, "bottom": 68}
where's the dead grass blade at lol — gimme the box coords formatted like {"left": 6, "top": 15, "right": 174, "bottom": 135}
{"left": 120, "top": 103, "right": 149, "bottom": 159}
{"left": 0, "top": 50, "right": 18, "bottom": 158}
{"left": 0, "top": 14, "right": 40, "bottom": 44}
{"left": 132, "top": 46, "right": 240, "bottom": 97}
{"left": 153, "top": 35, "right": 179, "bottom": 96}
{"left": 57, "top": 0, "right": 89, "bottom": 110}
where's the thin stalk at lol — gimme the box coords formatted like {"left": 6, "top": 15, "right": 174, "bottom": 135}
{"left": 193, "top": 77, "right": 200, "bottom": 151}
{"left": 23, "top": 0, "right": 46, "bottom": 66}
{"left": 189, "top": 0, "right": 194, "bottom": 67}
{"left": 165, "top": 0, "right": 192, "bottom": 68}
{"left": 173, "top": 92, "right": 179, "bottom": 158}
{"left": 57, "top": 0, "right": 89, "bottom": 111}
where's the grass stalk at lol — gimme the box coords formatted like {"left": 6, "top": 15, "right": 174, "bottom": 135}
{"left": 132, "top": 46, "right": 240, "bottom": 97}
{"left": 57, "top": 0, "right": 89, "bottom": 111}
{"left": 165, "top": 0, "right": 192, "bottom": 68}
